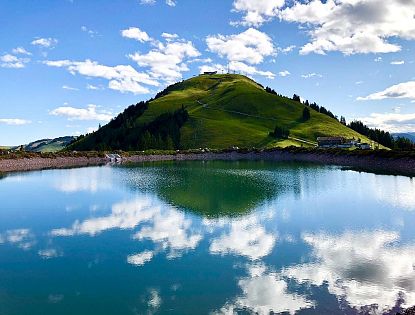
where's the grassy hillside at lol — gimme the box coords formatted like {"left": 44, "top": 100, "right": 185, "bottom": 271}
{"left": 70, "top": 74, "right": 373, "bottom": 150}
{"left": 23, "top": 136, "right": 76, "bottom": 153}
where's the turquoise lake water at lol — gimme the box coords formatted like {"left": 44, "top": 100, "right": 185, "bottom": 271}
{"left": 0, "top": 161, "right": 415, "bottom": 314}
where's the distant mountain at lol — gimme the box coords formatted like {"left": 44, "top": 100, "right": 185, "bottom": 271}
{"left": 393, "top": 132, "right": 415, "bottom": 142}
{"left": 68, "top": 74, "right": 373, "bottom": 151}
{"left": 22, "top": 136, "right": 76, "bottom": 152}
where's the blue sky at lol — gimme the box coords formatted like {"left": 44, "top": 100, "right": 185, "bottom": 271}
{"left": 1, "top": 0, "right": 415, "bottom": 145}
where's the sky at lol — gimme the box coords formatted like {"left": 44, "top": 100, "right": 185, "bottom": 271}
{"left": 1, "top": 0, "right": 415, "bottom": 145}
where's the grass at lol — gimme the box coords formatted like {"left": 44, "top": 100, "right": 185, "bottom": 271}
{"left": 137, "top": 74, "right": 376, "bottom": 149}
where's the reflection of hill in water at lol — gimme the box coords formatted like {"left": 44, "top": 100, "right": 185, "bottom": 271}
{"left": 119, "top": 160, "right": 324, "bottom": 218}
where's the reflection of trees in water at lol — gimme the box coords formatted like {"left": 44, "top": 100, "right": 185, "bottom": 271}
{"left": 118, "top": 160, "right": 327, "bottom": 218}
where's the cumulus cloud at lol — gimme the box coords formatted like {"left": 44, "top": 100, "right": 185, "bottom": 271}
{"left": 38, "top": 248, "right": 61, "bottom": 259}
{"left": 0, "top": 118, "right": 31, "bottom": 125}
{"left": 44, "top": 59, "right": 158, "bottom": 94}
{"left": 0, "top": 229, "right": 36, "bottom": 250}
{"left": 231, "top": 0, "right": 415, "bottom": 55}
{"left": 51, "top": 194, "right": 202, "bottom": 260}
{"left": 133, "top": 209, "right": 202, "bottom": 258}
{"left": 199, "top": 61, "right": 275, "bottom": 79}
{"left": 209, "top": 216, "right": 276, "bottom": 260}
{"left": 231, "top": 0, "right": 285, "bottom": 26}
{"left": 229, "top": 61, "right": 275, "bottom": 79}
{"left": 216, "top": 265, "right": 313, "bottom": 315}
{"left": 121, "top": 27, "right": 152, "bottom": 42}
{"left": 161, "top": 32, "right": 178, "bottom": 40}
{"left": 283, "top": 0, "right": 415, "bottom": 55}
{"left": 50, "top": 104, "right": 113, "bottom": 121}
{"left": 31, "top": 37, "right": 58, "bottom": 48}
{"left": 127, "top": 251, "right": 154, "bottom": 266}
{"left": 0, "top": 54, "right": 30, "bottom": 68}
{"left": 128, "top": 38, "right": 200, "bottom": 83}
{"left": 278, "top": 70, "right": 290, "bottom": 77}
{"left": 50, "top": 197, "right": 157, "bottom": 237}
{"left": 356, "top": 112, "right": 415, "bottom": 133}
{"left": 357, "top": 81, "right": 415, "bottom": 100}
{"left": 282, "top": 231, "right": 415, "bottom": 312}
{"left": 12, "top": 47, "right": 31, "bottom": 55}
{"left": 206, "top": 28, "right": 275, "bottom": 65}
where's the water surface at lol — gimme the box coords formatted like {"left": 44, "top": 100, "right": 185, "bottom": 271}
{"left": 0, "top": 161, "right": 414, "bottom": 315}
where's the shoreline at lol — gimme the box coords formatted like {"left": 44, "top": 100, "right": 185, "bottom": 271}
{"left": 0, "top": 150, "right": 414, "bottom": 177}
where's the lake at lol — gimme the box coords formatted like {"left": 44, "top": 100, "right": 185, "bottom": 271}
{"left": 0, "top": 161, "right": 415, "bottom": 315}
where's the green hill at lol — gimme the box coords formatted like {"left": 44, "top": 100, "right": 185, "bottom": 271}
{"left": 23, "top": 136, "right": 76, "bottom": 153}
{"left": 69, "top": 74, "right": 373, "bottom": 151}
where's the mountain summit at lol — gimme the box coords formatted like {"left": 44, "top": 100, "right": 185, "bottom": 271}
{"left": 69, "top": 74, "right": 370, "bottom": 151}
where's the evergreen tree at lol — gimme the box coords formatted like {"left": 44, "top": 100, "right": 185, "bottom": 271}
{"left": 302, "top": 107, "right": 311, "bottom": 121}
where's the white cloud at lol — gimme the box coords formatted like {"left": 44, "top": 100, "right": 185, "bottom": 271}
{"left": 282, "top": 231, "right": 415, "bottom": 312}
{"left": 277, "top": 45, "right": 296, "bottom": 54}
{"left": 216, "top": 265, "right": 313, "bottom": 315}
{"left": 206, "top": 28, "right": 275, "bottom": 65}
{"left": 278, "top": 70, "right": 290, "bottom": 77}
{"left": 209, "top": 217, "right": 276, "bottom": 260}
{"left": 391, "top": 60, "right": 405, "bottom": 65}
{"left": 127, "top": 250, "right": 154, "bottom": 266}
{"left": 232, "top": 0, "right": 415, "bottom": 55}
{"left": 133, "top": 209, "right": 202, "bottom": 258}
{"left": 0, "top": 229, "right": 35, "bottom": 250}
{"left": 86, "top": 83, "right": 103, "bottom": 90}
{"left": 374, "top": 56, "right": 383, "bottom": 62}
{"left": 280, "top": 0, "right": 414, "bottom": 55}
{"left": 50, "top": 104, "right": 113, "bottom": 121}
{"left": 81, "top": 26, "right": 99, "bottom": 38}
{"left": 140, "top": 0, "right": 176, "bottom": 6}
{"left": 0, "top": 118, "right": 31, "bottom": 125}
{"left": 301, "top": 72, "right": 322, "bottom": 79}
{"left": 38, "top": 248, "right": 61, "bottom": 259}
{"left": 357, "top": 81, "right": 415, "bottom": 100}
{"left": 161, "top": 32, "right": 178, "bottom": 40}
{"left": 147, "top": 289, "right": 162, "bottom": 311}
{"left": 31, "top": 37, "right": 58, "bottom": 48}
{"left": 62, "top": 85, "right": 78, "bottom": 91}
{"left": 0, "top": 53, "right": 30, "bottom": 68}
{"left": 121, "top": 27, "right": 151, "bottom": 42}
{"left": 12, "top": 47, "right": 31, "bottom": 55}
{"left": 165, "top": 0, "right": 176, "bottom": 7}
{"left": 50, "top": 197, "right": 157, "bottom": 237}
{"left": 199, "top": 64, "right": 224, "bottom": 74}
{"left": 228, "top": 61, "right": 275, "bottom": 79}
{"left": 199, "top": 61, "right": 275, "bottom": 79}
{"left": 356, "top": 112, "right": 415, "bottom": 133}
{"left": 231, "top": 0, "right": 285, "bottom": 26}
{"left": 129, "top": 39, "right": 200, "bottom": 83}
{"left": 44, "top": 59, "right": 158, "bottom": 94}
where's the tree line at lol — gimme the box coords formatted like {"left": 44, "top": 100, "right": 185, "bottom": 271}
{"left": 68, "top": 102, "right": 189, "bottom": 151}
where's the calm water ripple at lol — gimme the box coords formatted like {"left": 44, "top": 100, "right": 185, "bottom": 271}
{"left": 0, "top": 161, "right": 414, "bottom": 315}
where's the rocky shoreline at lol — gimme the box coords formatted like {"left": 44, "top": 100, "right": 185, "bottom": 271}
{"left": 0, "top": 151, "right": 414, "bottom": 176}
